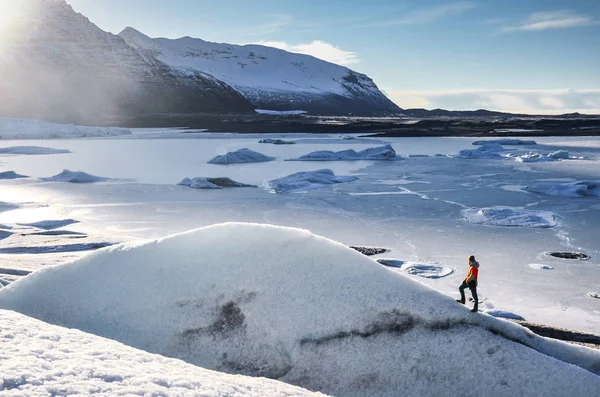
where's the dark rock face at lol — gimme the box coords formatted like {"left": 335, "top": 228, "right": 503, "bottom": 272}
{"left": 0, "top": 0, "right": 253, "bottom": 124}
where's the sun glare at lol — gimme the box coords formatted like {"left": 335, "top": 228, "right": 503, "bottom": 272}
{"left": 0, "top": 0, "right": 29, "bottom": 41}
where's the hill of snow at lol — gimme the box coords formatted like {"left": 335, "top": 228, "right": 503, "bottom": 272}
{"left": 119, "top": 28, "right": 401, "bottom": 115}
{"left": 0, "top": 309, "right": 324, "bottom": 396}
{"left": 0, "top": 223, "right": 598, "bottom": 396}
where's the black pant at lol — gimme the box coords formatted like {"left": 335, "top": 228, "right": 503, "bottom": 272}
{"left": 459, "top": 280, "right": 478, "bottom": 307}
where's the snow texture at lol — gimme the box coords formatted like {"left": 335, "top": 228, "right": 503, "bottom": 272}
{"left": 268, "top": 169, "right": 358, "bottom": 192}
{"left": 0, "top": 309, "right": 324, "bottom": 397}
{"left": 472, "top": 139, "right": 537, "bottom": 146}
{"left": 0, "top": 171, "right": 27, "bottom": 179}
{"left": 529, "top": 264, "right": 554, "bottom": 270}
{"left": 255, "top": 109, "right": 308, "bottom": 115}
{"left": 0, "top": 146, "right": 70, "bottom": 155}
{"left": 483, "top": 310, "right": 526, "bottom": 321}
{"left": 377, "top": 259, "right": 453, "bottom": 279}
{"left": 463, "top": 207, "right": 557, "bottom": 228}
{"left": 287, "top": 144, "right": 397, "bottom": 161}
{"left": 0, "top": 118, "right": 131, "bottom": 139}
{"left": 526, "top": 181, "right": 600, "bottom": 198}
{"left": 1, "top": 223, "right": 599, "bottom": 397}
{"left": 208, "top": 148, "right": 275, "bottom": 164}
{"left": 259, "top": 139, "right": 296, "bottom": 145}
{"left": 178, "top": 177, "right": 257, "bottom": 189}
{"left": 41, "top": 170, "right": 110, "bottom": 183}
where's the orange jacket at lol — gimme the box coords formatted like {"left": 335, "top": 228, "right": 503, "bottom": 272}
{"left": 465, "top": 262, "right": 479, "bottom": 284}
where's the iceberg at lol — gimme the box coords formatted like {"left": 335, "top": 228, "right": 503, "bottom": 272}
{"left": 0, "top": 170, "right": 27, "bottom": 179}
{"left": 208, "top": 148, "right": 275, "bottom": 164}
{"left": 0, "top": 223, "right": 598, "bottom": 397}
{"left": 259, "top": 138, "right": 296, "bottom": 145}
{"left": 456, "top": 143, "right": 506, "bottom": 159}
{"left": 288, "top": 144, "right": 397, "bottom": 161}
{"left": 178, "top": 177, "right": 257, "bottom": 189}
{"left": 463, "top": 207, "right": 557, "bottom": 228}
{"left": 41, "top": 170, "right": 110, "bottom": 183}
{"left": 472, "top": 139, "right": 537, "bottom": 146}
{"left": 269, "top": 169, "right": 358, "bottom": 192}
{"left": 526, "top": 181, "right": 600, "bottom": 197}
{"left": 0, "top": 146, "right": 70, "bottom": 155}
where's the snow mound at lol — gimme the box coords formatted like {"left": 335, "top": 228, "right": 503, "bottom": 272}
{"left": 463, "top": 207, "right": 557, "bottom": 228}
{"left": 457, "top": 143, "right": 506, "bottom": 159}
{"left": 255, "top": 109, "right": 308, "bottom": 115}
{"left": 0, "top": 146, "right": 70, "bottom": 155}
{"left": 377, "top": 259, "right": 453, "bottom": 279}
{"left": 41, "top": 170, "right": 110, "bottom": 183}
{"left": 472, "top": 139, "right": 537, "bottom": 146}
{"left": 269, "top": 169, "right": 358, "bottom": 192}
{"left": 0, "top": 118, "right": 131, "bottom": 139}
{"left": 1, "top": 223, "right": 599, "bottom": 396}
{"left": 526, "top": 181, "right": 600, "bottom": 197}
{"left": 208, "top": 148, "right": 275, "bottom": 164}
{"left": 259, "top": 138, "right": 296, "bottom": 145}
{"left": 483, "top": 310, "right": 526, "bottom": 321}
{"left": 0, "top": 171, "right": 27, "bottom": 179}
{"left": 529, "top": 264, "right": 554, "bottom": 270}
{"left": 0, "top": 310, "right": 323, "bottom": 397}
{"left": 178, "top": 177, "right": 257, "bottom": 189}
{"left": 288, "top": 144, "right": 397, "bottom": 161}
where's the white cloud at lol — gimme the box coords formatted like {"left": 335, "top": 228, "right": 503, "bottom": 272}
{"left": 501, "top": 10, "right": 594, "bottom": 32}
{"left": 246, "top": 14, "right": 293, "bottom": 36}
{"left": 366, "top": 2, "right": 476, "bottom": 27}
{"left": 256, "top": 40, "right": 359, "bottom": 65}
{"left": 386, "top": 89, "right": 600, "bottom": 115}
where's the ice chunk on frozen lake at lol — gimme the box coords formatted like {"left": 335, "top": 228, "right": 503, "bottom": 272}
{"left": 463, "top": 207, "right": 557, "bottom": 228}
{"left": 0, "top": 146, "right": 70, "bottom": 155}
{"left": 208, "top": 148, "right": 275, "bottom": 164}
{"left": 255, "top": 109, "right": 308, "bottom": 115}
{"left": 456, "top": 143, "right": 506, "bottom": 159}
{"left": 269, "top": 169, "right": 358, "bottom": 192}
{"left": 529, "top": 264, "right": 554, "bottom": 270}
{"left": 511, "top": 150, "right": 570, "bottom": 163}
{"left": 288, "top": 144, "right": 397, "bottom": 161}
{"left": 178, "top": 177, "right": 257, "bottom": 189}
{"left": 259, "top": 138, "right": 296, "bottom": 144}
{"left": 472, "top": 139, "right": 537, "bottom": 146}
{"left": 526, "top": 181, "right": 600, "bottom": 197}
{"left": 41, "top": 170, "right": 110, "bottom": 183}
{"left": 483, "top": 309, "right": 526, "bottom": 321}
{"left": 0, "top": 118, "right": 131, "bottom": 139}
{"left": 0, "top": 171, "right": 27, "bottom": 179}
{"left": 377, "top": 259, "right": 453, "bottom": 278}
{"left": 1, "top": 223, "right": 599, "bottom": 397}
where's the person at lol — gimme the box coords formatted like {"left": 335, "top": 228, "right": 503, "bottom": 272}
{"left": 456, "top": 255, "right": 479, "bottom": 312}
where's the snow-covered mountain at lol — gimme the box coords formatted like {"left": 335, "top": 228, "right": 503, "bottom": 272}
{"left": 119, "top": 27, "right": 401, "bottom": 116}
{"left": 0, "top": 0, "right": 252, "bottom": 123}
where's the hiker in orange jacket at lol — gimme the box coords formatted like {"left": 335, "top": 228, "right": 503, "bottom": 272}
{"left": 457, "top": 255, "right": 479, "bottom": 312}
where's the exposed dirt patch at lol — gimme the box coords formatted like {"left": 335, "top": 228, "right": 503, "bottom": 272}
{"left": 350, "top": 246, "right": 389, "bottom": 256}
{"left": 547, "top": 252, "right": 590, "bottom": 260}
{"left": 182, "top": 301, "right": 246, "bottom": 339}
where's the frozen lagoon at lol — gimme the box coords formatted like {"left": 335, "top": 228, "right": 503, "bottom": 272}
{"left": 0, "top": 133, "right": 599, "bottom": 333}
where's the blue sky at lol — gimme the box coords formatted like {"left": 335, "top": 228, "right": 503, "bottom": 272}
{"left": 67, "top": 0, "right": 600, "bottom": 113}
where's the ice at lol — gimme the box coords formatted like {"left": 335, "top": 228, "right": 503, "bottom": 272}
{"left": 0, "top": 223, "right": 599, "bottom": 396}
{"left": 472, "top": 139, "right": 537, "bottom": 146}
{"left": 456, "top": 143, "right": 507, "bottom": 159}
{"left": 268, "top": 169, "right": 359, "bottom": 192}
{"left": 0, "top": 146, "right": 70, "bottom": 155}
{"left": 41, "top": 169, "right": 110, "bottom": 183}
{"left": 255, "top": 109, "right": 308, "bottom": 115}
{"left": 463, "top": 207, "right": 557, "bottom": 228}
{"left": 208, "top": 148, "right": 276, "bottom": 164}
{"left": 287, "top": 144, "right": 397, "bottom": 161}
{"left": 526, "top": 181, "right": 600, "bottom": 197}
{"left": 483, "top": 309, "right": 526, "bottom": 321}
{"left": 259, "top": 138, "right": 296, "bottom": 145}
{"left": 0, "top": 171, "right": 27, "bottom": 179}
{"left": 529, "top": 264, "right": 554, "bottom": 270}
{"left": 377, "top": 259, "right": 453, "bottom": 279}
{"left": 17, "top": 219, "right": 79, "bottom": 230}
{"left": 0, "top": 310, "right": 323, "bottom": 397}
{"left": 511, "top": 150, "right": 571, "bottom": 163}
{"left": 178, "top": 177, "right": 257, "bottom": 189}
{"left": 0, "top": 118, "right": 131, "bottom": 139}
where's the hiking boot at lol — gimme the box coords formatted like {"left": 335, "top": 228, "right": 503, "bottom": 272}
{"left": 456, "top": 299, "right": 465, "bottom": 304}
{"left": 470, "top": 307, "right": 478, "bottom": 312}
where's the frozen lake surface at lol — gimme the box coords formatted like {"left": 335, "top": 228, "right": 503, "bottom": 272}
{"left": 1, "top": 133, "right": 599, "bottom": 333}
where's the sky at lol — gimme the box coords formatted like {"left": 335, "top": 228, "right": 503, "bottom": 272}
{"left": 66, "top": 0, "right": 600, "bottom": 114}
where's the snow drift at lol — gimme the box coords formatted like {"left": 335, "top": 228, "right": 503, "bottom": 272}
{"left": 268, "top": 169, "right": 358, "bottom": 192}
{"left": 0, "top": 223, "right": 599, "bottom": 397}
{"left": 526, "top": 181, "right": 600, "bottom": 197}
{"left": 0, "top": 310, "right": 323, "bottom": 396}
{"left": 287, "top": 144, "right": 397, "bottom": 161}
{"left": 208, "top": 148, "right": 275, "bottom": 164}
